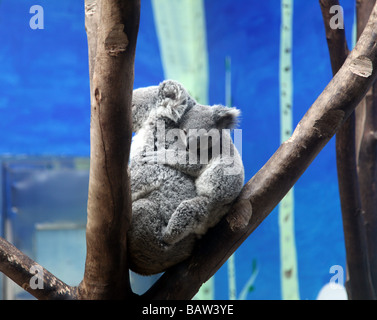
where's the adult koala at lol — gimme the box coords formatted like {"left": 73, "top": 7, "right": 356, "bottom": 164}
{"left": 128, "top": 80, "right": 244, "bottom": 275}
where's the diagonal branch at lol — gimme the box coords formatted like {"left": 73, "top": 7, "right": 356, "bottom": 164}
{"left": 319, "top": 0, "right": 374, "bottom": 300}
{"left": 0, "top": 237, "right": 76, "bottom": 300}
{"left": 144, "top": 2, "right": 377, "bottom": 299}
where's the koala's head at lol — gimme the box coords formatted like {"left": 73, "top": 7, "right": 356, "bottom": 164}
{"left": 179, "top": 104, "right": 240, "bottom": 152}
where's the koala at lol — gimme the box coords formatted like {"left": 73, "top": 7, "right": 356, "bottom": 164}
{"left": 127, "top": 80, "right": 244, "bottom": 275}
{"left": 128, "top": 81, "right": 198, "bottom": 275}
{"left": 129, "top": 81, "right": 197, "bottom": 203}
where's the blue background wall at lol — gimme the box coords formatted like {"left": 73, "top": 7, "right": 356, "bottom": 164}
{"left": 0, "top": 0, "right": 357, "bottom": 299}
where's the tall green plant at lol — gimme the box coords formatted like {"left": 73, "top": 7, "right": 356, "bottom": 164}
{"left": 278, "top": 0, "right": 300, "bottom": 300}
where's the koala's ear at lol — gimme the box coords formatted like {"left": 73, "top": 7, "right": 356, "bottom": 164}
{"left": 213, "top": 105, "right": 241, "bottom": 129}
{"left": 132, "top": 85, "right": 159, "bottom": 132}
{"left": 157, "top": 80, "right": 190, "bottom": 122}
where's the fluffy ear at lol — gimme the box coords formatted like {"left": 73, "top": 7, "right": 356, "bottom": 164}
{"left": 132, "top": 85, "right": 159, "bottom": 132}
{"left": 156, "top": 80, "right": 190, "bottom": 123}
{"left": 212, "top": 105, "right": 241, "bottom": 129}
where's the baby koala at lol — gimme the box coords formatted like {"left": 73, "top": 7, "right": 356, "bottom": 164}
{"left": 128, "top": 80, "right": 244, "bottom": 275}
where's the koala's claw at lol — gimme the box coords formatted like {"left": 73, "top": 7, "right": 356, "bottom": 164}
{"left": 142, "top": 151, "right": 161, "bottom": 164}
{"left": 143, "top": 150, "right": 187, "bottom": 166}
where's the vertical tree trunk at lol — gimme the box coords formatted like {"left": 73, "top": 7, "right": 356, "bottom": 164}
{"left": 319, "top": 0, "right": 374, "bottom": 299}
{"left": 78, "top": 0, "right": 140, "bottom": 300}
{"left": 336, "top": 115, "right": 374, "bottom": 299}
{"left": 355, "top": 0, "right": 377, "bottom": 298}
{"left": 357, "top": 87, "right": 377, "bottom": 296}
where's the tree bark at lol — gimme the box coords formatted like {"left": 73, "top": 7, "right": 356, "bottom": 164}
{"left": 357, "top": 84, "right": 377, "bottom": 296}
{"left": 355, "top": 0, "right": 377, "bottom": 297}
{"left": 78, "top": 0, "right": 140, "bottom": 300}
{"left": 354, "top": 0, "right": 375, "bottom": 159}
{"left": 319, "top": 0, "right": 374, "bottom": 300}
{"left": 144, "top": 2, "right": 377, "bottom": 299}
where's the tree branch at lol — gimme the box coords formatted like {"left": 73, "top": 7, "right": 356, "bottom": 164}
{"left": 0, "top": 237, "right": 76, "bottom": 300}
{"left": 319, "top": 0, "right": 374, "bottom": 300}
{"left": 144, "top": 2, "right": 377, "bottom": 299}
{"left": 78, "top": 0, "right": 140, "bottom": 300}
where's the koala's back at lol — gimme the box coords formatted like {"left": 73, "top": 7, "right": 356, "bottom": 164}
{"left": 128, "top": 163, "right": 198, "bottom": 275}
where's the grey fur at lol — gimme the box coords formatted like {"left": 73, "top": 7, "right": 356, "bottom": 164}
{"left": 128, "top": 80, "right": 244, "bottom": 275}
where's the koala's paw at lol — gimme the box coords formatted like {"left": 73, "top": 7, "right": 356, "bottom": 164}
{"left": 142, "top": 150, "right": 161, "bottom": 164}
{"left": 143, "top": 150, "right": 187, "bottom": 166}
{"left": 162, "top": 225, "right": 190, "bottom": 245}
{"left": 162, "top": 227, "right": 181, "bottom": 245}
